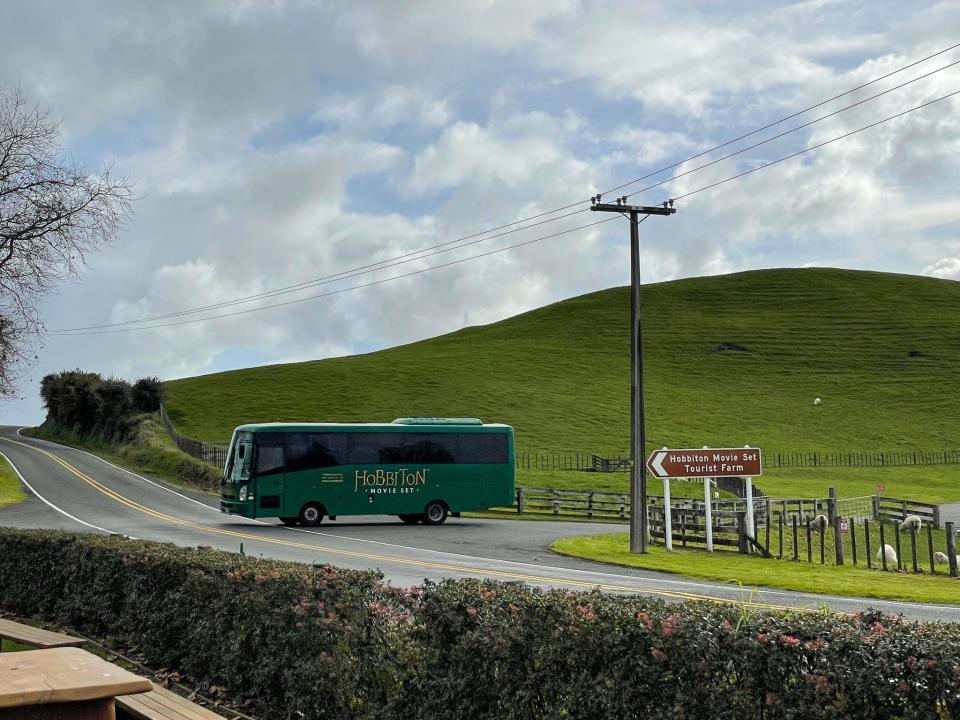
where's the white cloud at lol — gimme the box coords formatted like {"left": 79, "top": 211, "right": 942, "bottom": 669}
{"left": 922, "top": 257, "right": 960, "bottom": 280}
{"left": 3, "top": 0, "right": 960, "bottom": 426}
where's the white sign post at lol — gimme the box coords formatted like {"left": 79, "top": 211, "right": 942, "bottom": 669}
{"left": 703, "top": 447, "right": 713, "bottom": 552}
{"left": 745, "top": 476, "right": 755, "bottom": 539}
{"left": 663, "top": 477, "right": 672, "bottom": 551}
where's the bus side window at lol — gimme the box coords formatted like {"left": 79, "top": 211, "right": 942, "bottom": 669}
{"left": 456, "top": 433, "right": 509, "bottom": 464}
{"left": 255, "top": 445, "right": 285, "bottom": 476}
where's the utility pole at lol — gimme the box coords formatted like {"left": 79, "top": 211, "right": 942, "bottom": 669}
{"left": 590, "top": 195, "right": 676, "bottom": 553}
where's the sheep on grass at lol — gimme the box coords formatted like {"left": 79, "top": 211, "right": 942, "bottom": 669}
{"left": 809, "top": 514, "right": 828, "bottom": 532}
{"left": 876, "top": 544, "right": 898, "bottom": 566}
{"left": 933, "top": 551, "right": 960, "bottom": 565}
{"left": 898, "top": 514, "right": 922, "bottom": 532}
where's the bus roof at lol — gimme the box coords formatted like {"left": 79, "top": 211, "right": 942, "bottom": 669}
{"left": 234, "top": 419, "right": 513, "bottom": 433}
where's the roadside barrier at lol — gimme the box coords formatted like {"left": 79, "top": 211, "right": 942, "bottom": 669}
{"left": 0, "top": 529, "right": 957, "bottom": 719}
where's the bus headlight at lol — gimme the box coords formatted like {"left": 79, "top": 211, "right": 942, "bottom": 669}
{"left": 239, "top": 486, "right": 248, "bottom": 501}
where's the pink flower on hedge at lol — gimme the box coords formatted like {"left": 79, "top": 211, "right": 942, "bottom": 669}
{"left": 870, "top": 622, "right": 886, "bottom": 634}
{"left": 756, "top": 633, "right": 767, "bottom": 643}
{"left": 466, "top": 608, "right": 478, "bottom": 617}
{"left": 781, "top": 635, "right": 799, "bottom": 646}
{"left": 565, "top": 591, "right": 576, "bottom": 600}
{"left": 651, "top": 648, "right": 667, "bottom": 662}
{"left": 636, "top": 612, "right": 653, "bottom": 629}
{"left": 480, "top": 589, "right": 496, "bottom": 600}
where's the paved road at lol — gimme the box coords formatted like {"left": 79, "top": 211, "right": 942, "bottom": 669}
{"left": 0, "top": 426, "right": 957, "bottom": 621}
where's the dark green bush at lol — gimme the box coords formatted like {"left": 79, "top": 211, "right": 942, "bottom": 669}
{"left": 39, "top": 370, "right": 163, "bottom": 441}
{"left": 131, "top": 377, "right": 163, "bottom": 413}
{"left": 0, "top": 529, "right": 957, "bottom": 720}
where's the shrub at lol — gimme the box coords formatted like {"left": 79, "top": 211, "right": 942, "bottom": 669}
{"left": 131, "top": 377, "right": 163, "bottom": 413}
{"left": 39, "top": 370, "right": 162, "bottom": 440}
{"left": 0, "top": 529, "right": 957, "bottom": 720}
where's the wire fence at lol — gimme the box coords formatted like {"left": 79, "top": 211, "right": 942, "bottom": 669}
{"left": 515, "top": 448, "right": 960, "bottom": 471}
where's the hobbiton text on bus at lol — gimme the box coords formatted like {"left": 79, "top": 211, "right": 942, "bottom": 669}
{"left": 220, "top": 417, "right": 515, "bottom": 526}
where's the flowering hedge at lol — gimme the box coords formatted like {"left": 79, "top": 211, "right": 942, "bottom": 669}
{"left": 0, "top": 529, "right": 958, "bottom": 719}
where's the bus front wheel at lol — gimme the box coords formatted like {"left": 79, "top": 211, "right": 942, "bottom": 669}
{"left": 421, "top": 500, "right": 448, "bottom": 526}
{"left": 299, "top": 503, "right": 325, "bottom": 527}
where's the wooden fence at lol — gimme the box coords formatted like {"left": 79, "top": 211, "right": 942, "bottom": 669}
{"left": 514, "top": 448, "right": 960, "bottom": 471}
{"left": 159, "top": 404, "right": 229, "bottom": 467}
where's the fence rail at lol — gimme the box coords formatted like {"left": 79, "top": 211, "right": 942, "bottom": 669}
{"left": 159, "top": 404, "right": 228, "bottom": 467}
{"left": 514, "top": 448, "right": 960, "bottom": 471}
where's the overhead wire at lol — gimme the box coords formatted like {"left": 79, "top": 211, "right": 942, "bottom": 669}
{"left": 50, "top": 217, "right": 620, "bottom": 335}
{"left": 52, "top": 85, "right": 960, "bottom": 334}
{"left": 48, "top": 42, "right": 960, "bottom": 334}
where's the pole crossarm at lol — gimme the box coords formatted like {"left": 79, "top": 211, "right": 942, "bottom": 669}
{"left": 590, "top": 203, "right": 676, "bottom": 216}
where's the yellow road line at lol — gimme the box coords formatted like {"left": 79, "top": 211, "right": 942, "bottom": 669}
{"left": 2, "top": 436, "right": 813, "bottom": 611}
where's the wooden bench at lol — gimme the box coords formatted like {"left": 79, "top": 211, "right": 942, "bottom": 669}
{"left": 0, "top": 617, "right": 85, "bottom": 650}
{"left": 117, "top": 683, "right": 227, "bottom": 720}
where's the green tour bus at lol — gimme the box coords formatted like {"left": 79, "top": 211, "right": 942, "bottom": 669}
{"left": 220, "top": 418, "right": 515, "bottom": 526}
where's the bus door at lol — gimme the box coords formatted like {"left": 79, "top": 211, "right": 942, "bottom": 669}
{"left": 254, "top": 443, "right": 286, "bottom": 516}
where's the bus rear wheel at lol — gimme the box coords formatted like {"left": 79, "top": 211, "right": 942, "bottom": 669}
{"left": 279, "top": 517, "right": 299, "bottom": 526}
{"left": 299, "top": 503, "right": 325, "bottom": 527}
{"left": 421, "top": 500, "right": 448, "bottom": 526}
{"left": 398, "top": 514, "right": 422, "bottom": 525}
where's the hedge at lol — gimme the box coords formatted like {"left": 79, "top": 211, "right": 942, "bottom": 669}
{"left": 0, "top": 529, "right": 957, "bottom": 719}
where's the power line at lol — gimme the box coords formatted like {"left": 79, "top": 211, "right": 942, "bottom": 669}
{"left": 49, "top": 42, "right": 960, "bottom": 333}
{"left": 49, "top": 217, "right": 619, "bottom": 335}
{"left": 50, "top": 87, "right": 960, "bottom": 336}
{"left": 671, "top": 89, "right": 960, "bottom": 202}
{"left": 625, "top": 58, "right": 960, "bottom": 200}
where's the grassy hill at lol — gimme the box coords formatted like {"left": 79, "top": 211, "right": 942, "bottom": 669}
{"left": 163, "top": 268, "right": 960, "bottom": 499}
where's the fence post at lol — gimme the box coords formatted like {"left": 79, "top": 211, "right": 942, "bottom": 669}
{"left": 737, "top": 511, "right": 748, "bottom": 554}
{"left": 879, "top": 520, "right": 888, "bottom": 571}
{"left": 778, "top": 511, "right": 783, "bottom": 559}
{"left": 910, "top": 528, "right": 918, "bottom": 573}
{"left": 947, "top": 522, "right": 958, "bottom": 578}
{"left": 792, "top": 515, "right": 799, "bottom": 561}
{"left": 927, "top": 523, "right": 936, "bottom": 575}
{"left": 828, "top": 487, "right": 843, "bottom": 565}
{"left": 516, "top": 487, "right": 524, "bottom": 514}
{"left": 587, "top": 492, "right": 594, "bottom": 519}
{"left": 850, "top": 520, "right": 857, "bottom": 566}
{"left": 894, "top": 523, "right": 903, "bottom": 570}
{"left": 864, "top": 518, "right": 872, "bottom": 569}
{"left": 806, "top": 517, "right": 813, "bottom": 563}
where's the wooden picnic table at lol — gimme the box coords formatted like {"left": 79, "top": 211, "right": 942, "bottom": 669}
{"left": 0, "top": 646, "right": 151, "bottom": 719}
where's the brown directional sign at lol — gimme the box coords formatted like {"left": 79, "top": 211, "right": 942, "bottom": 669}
{"left": 646, "top": 447, "right": 762, "bottom": 479}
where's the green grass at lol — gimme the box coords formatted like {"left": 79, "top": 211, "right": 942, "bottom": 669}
{"left": 0, "top": 454, "right": 26, "bottom": 508}
{"left": 163, "top": 268, "right": 960, "bottom": 503}
{"left": 25, "top": 415, "right": 222, "bottom": 494}
{"left": 551, "top": 532, "right": 960, "bottom": 605}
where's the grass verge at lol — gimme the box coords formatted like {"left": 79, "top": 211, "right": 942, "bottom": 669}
{"left": 551, "top": 532, "right": 960, "bottom": 605}
{"left": 0, "top": 454, "right": 26, "bottom": 508}
{"left": 24, "top": 415, "right": 221, "bottom": 494}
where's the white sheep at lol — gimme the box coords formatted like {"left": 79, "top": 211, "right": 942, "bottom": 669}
{"left": 933, "top": 552, "right": 960, "bottom": 565}
{"left": 809, "top": 514, "right": 828, "bottom": 532}
{"left": 898, "top": 515, "right": 922, "bottom": 532}
{"left": 876, "top": 544, "right": 898, "bottom": 566}
{"left": 814, "top": 396, "right": 821, "bottom": 406}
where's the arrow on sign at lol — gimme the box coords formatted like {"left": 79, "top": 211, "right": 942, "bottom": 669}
{"left": 648, "top": 450, "right": 668, "bottom": 478}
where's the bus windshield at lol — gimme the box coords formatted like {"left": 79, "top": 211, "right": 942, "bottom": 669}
{"left": 228, "top": 437, "right": 252, "bottom": 482}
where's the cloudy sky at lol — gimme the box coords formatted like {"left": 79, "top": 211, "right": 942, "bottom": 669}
{"left": 2, "top": 0, "right": 959, "bottom": 425}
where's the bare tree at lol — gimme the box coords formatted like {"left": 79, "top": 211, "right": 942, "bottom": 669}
{"left": 0, "top": 85, "right": 133, "bottom": 399}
